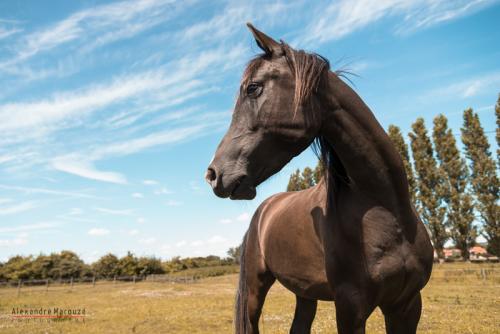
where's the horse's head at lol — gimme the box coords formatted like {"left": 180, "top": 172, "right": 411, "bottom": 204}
{"left": 205, "top": 23, "right": 330, "bottom": 199}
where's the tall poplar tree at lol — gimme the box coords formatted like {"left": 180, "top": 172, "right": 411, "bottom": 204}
{"left": 461, "top": 108, "right": 499, "bottom": 256}
{"left": 287, "top": 169, "right": 302, "bottom": 191}
{"left": 388, "top": 125, "right": 417, "bottom": 206}
{"left": 495, "top": 95, "right": 500, "bottom": 169}
{"left": 313, "top": 160, "right": 324, "bottom": 185}
{"left": 301, "top": 167, "right": 315, "bottom": 189}
{"left": 409, "top": 118, "right": 448, "bottom": 259}
{"left": 433, "top": 115, "right": 475, "bottom": 259}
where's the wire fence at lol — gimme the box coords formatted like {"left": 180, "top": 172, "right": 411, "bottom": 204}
{"left": 0, "top": 273, "right": 199, "bottom": 296}
{"left": 0, "top": 265, "right": 498, "bottom": 297}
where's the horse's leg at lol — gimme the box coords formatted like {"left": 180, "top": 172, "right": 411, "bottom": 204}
{"left": 381, "top": 292, "right": 422, "bottom": 334}
{"left": 246, "top": 270, "right": 275, "bottom": 333}
{"left": 290, "top": 295, "right": 317, "bottom": 334}
{"left": 334, "top": 287, "right": 371, "bottom": 334}
{"left": 235, "top": 231, "right": 276, "bottom": 334}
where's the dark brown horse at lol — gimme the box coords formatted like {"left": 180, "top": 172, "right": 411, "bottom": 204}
{"left": 205, "top": 24, "right": 433, "bottom": 334}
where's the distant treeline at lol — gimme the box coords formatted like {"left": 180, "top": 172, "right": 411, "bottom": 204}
{"left": 288, "top": 96, "right": 500, "bottom": 259}
{"left": 0, "top": 246, "right": 242, "bottom": 281}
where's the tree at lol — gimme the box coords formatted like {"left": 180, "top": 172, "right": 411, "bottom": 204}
{"left": 0, "top": 255, "right": 34, "bottom": 280}
{"left": 227, "top": 245, "right": 242, "bottom": 264}
{"left": 287, "top": 169, "right": 302, "bottom": 191}
{"left": 313, "top": 159, "right": 324, "bottom": 184}
{"left": 409, "top": 118, "right": 448, "bottom": 259}
{"left": 462, "top": 108, "right": 499, "bottom": 256}
{"left": 433, "top": 115, "right": 475, "bottom": 259}
{"left": 496, "top": 94, "right": 500, "bottom": 169}
{"left": 117, "top": 251, "right": 139, "bottom": 276}
{"left": 388, "top": 125, "right": 417, "bottom": 206}
{"left": 93, "top": 253, "right": 121, "bottom": 278}
{"left": 137, "top": 256, "right": 165, "bottom": 276}
{"left": 301, "top": 167, "right": 315, "bottom": 189}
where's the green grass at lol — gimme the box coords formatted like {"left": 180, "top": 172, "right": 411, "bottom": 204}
{"left": 0, "top": 263, "right": 498, "bottom": 333}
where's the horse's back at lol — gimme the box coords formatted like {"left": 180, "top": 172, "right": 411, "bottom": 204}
{"left": 247, "top": 181, "right": 334, "bottom": 300}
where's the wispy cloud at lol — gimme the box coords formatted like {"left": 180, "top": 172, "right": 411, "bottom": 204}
{"left": 138, "top": 237, "right": 157, "bottom": 245}
{"left": 0, "top": 238, "right": 28, "bottom": 247}
{"left": 0, "top": 71, "right": 167, "bottom": 134}
{"left": 0, "top": 201, "right": 37, "bottom": 215}
{"left": 94, "top": 207, "right": 133, "bottom": 216}
{"left": 423, "top": 71, "right": 500, "bottom": 100}
{"left": 166, "top": 200, "right": 182, "bottom": 206}
{"left": 0, "top": 26, "right": 22, "bottom": 40}
{"left": 52, "top": 159, "right": 128, "bottom": 184}
{"left": 0, "top": 184, "right": 101, "bottom": 199}
{"left": 0, "top": 222, "right": 60, "bottom": 233}
{"left": 219, "top": 212, "right": 251, "bottom": 224}
{"left": 52, "top": 123, "right": 210, "bottom": 183}
{"left": 297, "top": 0, "right": 497, "bottom": 46}
{"left": 88, "top": 228, "right": 110, "bottom": 236}
{"left": 1, "top": 0, "right": 180, "bottom": 67}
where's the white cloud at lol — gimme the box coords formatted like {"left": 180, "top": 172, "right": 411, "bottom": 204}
{"left": 176, "top": 240, "right": 187, "bottom": 247}
{"left": 155, "top": 187, "right": 172, "bottom": 195}
{"left": 219, "top": 212, "right": 251, "bottom": 224}
{"left": 132, "top": 192, "right": 144, "bottom": 198}
{"left": 166, "top": 200, "right": 182, "bottom": 206}
{"left": 423, "top": 71, "right": 500, "bottom": 100}
{"left": 0, "top": 27, "right": 21, "bottom": 40}
{"left": 139, "top": 237, "right": 156, "bottom": 244}
{"left": 0, "top": 198, "right": 12, "bottom": 204}
{"left": 128, "top": 229, "right": 139, "bottom": 236}
{"left": 297, "top": 0, "right": 496, "bottom": 46}
{"left": 237, "top": 212, "right": 251, "bottom": 222}
{"left": 0, "top": 222, "right": 60, "bottom": 233}
{"left": 0, "top": 238, "right": 28, "bottom": 247}
{"left": 137, "top": 217, "right": 146, "bottom": 224}
{"left": 0, "top": 71, "right": 167, "bottom": 134}
{"left": 0, "top": 201, "right": 37, "bottom": 215}
{"left": 2, "top": 0, "right": 178, "bottom": 66}
{"left": 52, "top": 157, "right": 128, "bottom": 184}
{"left": 207, "top": 235, "right": 227, "bottom": 244}
{"left": 51, "top": 123, "right": 209, "bottom": 183}
{"left": 143, "top": 179, "right": 158, "bottom": 185}
{"left": 190, "top": 240, "right": 204, "bottom": 247}
{"left": 0, "top": 184, "right": 101, "bottom": 199}
{"left": 69, "top": 207, "right": 83, "bottom": 215}
{"left": 88, "top": 228, "right": 110, "bottom": 236}
{"left": 94, "top": 207, "right": 133, "bottom": 216}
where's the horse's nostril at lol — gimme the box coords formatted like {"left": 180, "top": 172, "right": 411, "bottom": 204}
{"left": 205, "top": 168, "right": 217, "bottom": 183}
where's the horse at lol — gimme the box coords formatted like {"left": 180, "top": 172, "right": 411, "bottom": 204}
{"left": 205, "top": 23, "right": 434, "bottom": 334}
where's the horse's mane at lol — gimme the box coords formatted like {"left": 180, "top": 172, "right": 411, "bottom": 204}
{"left": 241, "top": 44, "right": 349, "bottom": 205}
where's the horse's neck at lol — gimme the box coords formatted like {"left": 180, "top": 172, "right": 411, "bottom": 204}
{"left": 319, "top": 72, "right": 410, "bottom": 209}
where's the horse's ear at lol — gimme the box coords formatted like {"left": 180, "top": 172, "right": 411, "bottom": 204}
{"left": 246, "top": 23, "right": 283, "bottom": 57}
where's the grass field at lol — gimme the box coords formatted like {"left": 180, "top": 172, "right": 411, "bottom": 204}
{"left": 0, "top": 263, "right": 498, "bottom": 333}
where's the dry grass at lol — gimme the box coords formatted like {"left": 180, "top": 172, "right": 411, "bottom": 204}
{"left": 0, "top": 263, "right": 498, "bottom": 333}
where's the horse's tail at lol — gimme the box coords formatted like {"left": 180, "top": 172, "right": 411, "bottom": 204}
{"left": 235, "top": 232, "right": 248, "bottom": 334}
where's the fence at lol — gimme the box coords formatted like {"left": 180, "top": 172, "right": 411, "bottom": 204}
{"left": 0, "top": 265, "right": 499, "bottom": 297}
{"left": 0, "top": 273, "right": 199, "bottom": 296}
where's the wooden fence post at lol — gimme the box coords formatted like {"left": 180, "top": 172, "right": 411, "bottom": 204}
{"left": 70, "top": 277, "right": 74, "bottom": 291}
{"left": 113, "top": 275, "right": 116, "bottom": 284}
{"left": 92, "top": 276, "right": 96, "bottom": 287}
{"left": 17, "top": 279, "right": 21, "bottom": 297}
{"left": 151, "top": 274, "right": 154, "bottom": 282}
{"left": 133, "top": 275, "right": 136, "bottom": 284}
{"left": 46, "top": 279, "right": 49, "bottom": 293}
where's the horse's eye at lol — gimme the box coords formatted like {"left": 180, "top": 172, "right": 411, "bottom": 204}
{"left": 246, "top": 82, "right": 262, "bottom": 97}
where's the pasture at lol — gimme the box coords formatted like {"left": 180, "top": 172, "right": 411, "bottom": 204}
{"left": 0, "top": 263, "right": 498, "bottom": 333}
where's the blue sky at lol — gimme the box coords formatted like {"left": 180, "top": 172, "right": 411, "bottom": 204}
{"left": 0, "top": 0, "right": 499, "bottom": 263}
